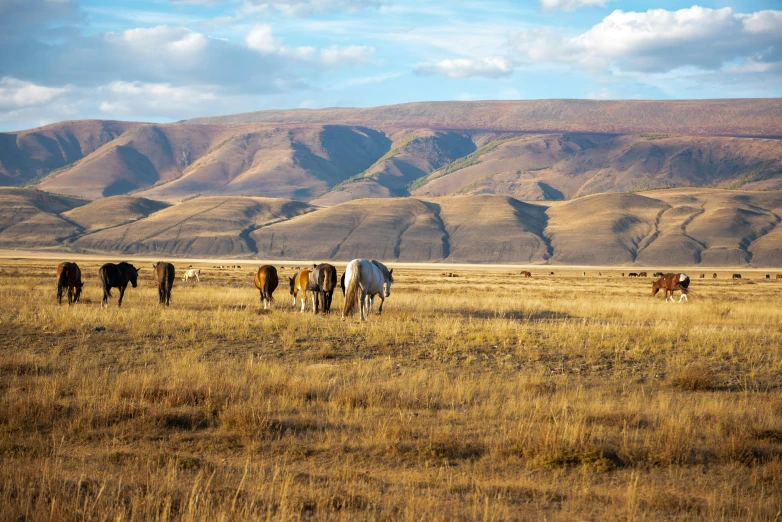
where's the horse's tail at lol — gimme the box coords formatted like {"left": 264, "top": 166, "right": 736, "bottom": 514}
{"left": 99, "top": 267, "right": 112, "bottom": 297}
{"left": 323, "top": 266, "right": 335, "bottom": 293}
{"left": 343, "top": 268, "right": 361, "bottom": 317}
{"left": 263, "top": 270, "right": 275, "bottom": 302}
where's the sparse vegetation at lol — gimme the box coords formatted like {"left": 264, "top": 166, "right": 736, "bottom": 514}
{"left": 1, "top": 260, "right": 781, "bottom": 520}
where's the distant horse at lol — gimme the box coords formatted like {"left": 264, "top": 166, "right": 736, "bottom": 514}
{"left": 700, "top": 274, "right": 705, "bottom": 279}
{"left": 652, "top": 273, "right": 690, "bottom": 303}
{"left": 732, "top": 273, "right": 742, "bottom": 279}
{"left": 99, "top": 262, "right": 139, "bottom": 307}
{"left": 713, "top": 273, "right": 718, "bottom": 279}
{"left": 56, "top": 262, "right": 83, "bottom": 305}
{"left": 638, "top": 272, "right": 648, "bottom": 277}
{"left": 653, "top": 272, "right": 664, "bottom": 277}
{"left": 153, "top": 262, "right": 175, "bottom": 306}
{"left": 777, "top": 274, "right": 782, "bottom": 279}
{"left": 628, "top": 273, "right": 638, "bottom": 277}
{"left": 290, "top": 269, "right": 311, "bottom": 312}
{"left": 520, "top": 271, "right": 531, "bottom": 278}
{"left": 306, "top": 263, "right": 337, "bottom": 314}
{"left": 765, "top": 274, "right": 770, "bottom": 279}
{"left": 550, "top": 272, "right": 554, "bottom": 275}
{"left": 254, "top": 265, "right": 278, "bottom": 310}
{"left": 182, "top": 269, "right": 200, "bottom": 282}
{"left": 342, "top": 259, "right": 394, "bottom": 321}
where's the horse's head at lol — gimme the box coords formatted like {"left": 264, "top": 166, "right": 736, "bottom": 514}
{"left": 385, "top": 268, "right": 394, "bottom": 297}
{"left": 129, "top": 265, "right": 139, "bottom": 288}
{"left": 74, "top": 282, "right": 84, "bottom": 301}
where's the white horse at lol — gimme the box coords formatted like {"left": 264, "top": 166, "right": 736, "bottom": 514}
{"left": 342, "top": 259, "right": 393, "bottom": 321}
{"left": 182, "top": 268, "right": 200, "bottom": 282}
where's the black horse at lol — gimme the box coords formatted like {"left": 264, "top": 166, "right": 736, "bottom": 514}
{"left": 306, "top": 263, "right": 337, "bottom": 314}
{"left": 99, "top": 262, "right": 139, "bottom": 307}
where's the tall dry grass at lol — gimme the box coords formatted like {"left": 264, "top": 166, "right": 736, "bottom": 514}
{"left": 0, "top": 261, "right": 780, "bottom": 520}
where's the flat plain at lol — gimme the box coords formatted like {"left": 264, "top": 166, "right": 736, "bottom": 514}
{"left": 1, "top": 259, "right": 781, "bottom": 520}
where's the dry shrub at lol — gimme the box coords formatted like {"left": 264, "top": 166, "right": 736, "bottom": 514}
{"left": 669, "top": 364, "right": 716, "bottom": 391}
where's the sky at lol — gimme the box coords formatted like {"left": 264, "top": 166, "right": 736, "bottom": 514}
{"left": 0, "top": 0, "right": 780, "bottom": 131}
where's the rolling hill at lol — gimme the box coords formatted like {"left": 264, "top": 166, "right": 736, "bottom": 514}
{"left": 2, "top": 187, "right": 780, "bottom": 267}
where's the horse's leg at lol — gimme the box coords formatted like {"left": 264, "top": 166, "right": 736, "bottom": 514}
{"left": 57, "top": 283, "right": 63, "bottom": 305}
{"left": 360, "top": 290, "right": 368, "bottom": 321}
{"left": 378, "top": 294, "right": 384, "bottom": 314}
{"left": 118, "top": 285, "right": 126, "bottom": 308}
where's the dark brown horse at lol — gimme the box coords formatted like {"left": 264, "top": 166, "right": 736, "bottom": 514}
{"left": 153, "top": 262, "right": 175, "bottom": 306}
{"left": 306, "top": 263, "right": 337, "bottom": 314}
{"left": 520, "top": 271, "right": 531, "bottom": 278}
{"left": 254, "top": 265, "right": 278, "bottom": 310}
{"left": 99, "top": 262, "right": 139, "bottom": 307}
{"left": 652, "top": 273, "right": 690, "bottom": 303}
{"left": 56, "top": 262, "right": 83, "bottom": 305}
{"left": 733, "top": 273, "right": 742, "bottom": 279}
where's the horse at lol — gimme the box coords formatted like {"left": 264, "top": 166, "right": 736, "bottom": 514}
{"left": 290, "top": 269, "right": 311, "bottom": 312}
{"left": 306, "top": 263, "right": 337, "bottom": 314}
{"left": 777, "top": 274, "right": 782, "bottom": 279}
{"left": 182, "top": 268, "right": 200, "bottom": 282}
{"left": 653, "top": 272, "right": 664, "bottom": 277}
{"left": 254, "top": 265, "right": 278, "bottom": 310}
{"left": 652, "top": 273, "right": 690, "bottom": 303}
{"left": 732, "top": 273, "right": 742, "bottom": 279}
{"left": 153, "top": 262, "right": 175, "bottom": 306}
{"left": 99, "top": 262, "right": 139, "bottom": 307}
{"left": 628, "top": 272, "right": 638, "bottom": 277}
{"left": 638, "top": 271, "right": 648, "bottom": 277}
{"left": 520, "top": 271, "right": 531, "bottom": 278}
{"left": 342, "top": 259, "right": 394, "bottom": 321}
{"left": 700, "top": 274, "right": 705, "bottom": 279}
{"left": 765, "top": 274, "right": 770, "bottom": 279}
{"left": 56, "top": 262, "right": 83, "bottom": 305}
{"left": 713, "top": 273, "right": 718, "bottom": 279}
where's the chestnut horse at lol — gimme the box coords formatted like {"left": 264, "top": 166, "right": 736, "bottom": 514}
{"left": 652, "top": 273, "right": 690, "bottom": 303}
{"left": 153, "top": 262, "right": 175, "bottom": 306}
{"left": 254, "top": 265, "right": 278, "bottom": 310}
{"left": 56, "top": 262, "right": 83, "bottom": 305}
{"left": 289, "top": 269, "right": 311, "bottom": 312}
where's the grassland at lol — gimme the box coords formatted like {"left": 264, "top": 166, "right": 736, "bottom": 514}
{"left": 1, "top": 260, "right": 781, "bottom": 520}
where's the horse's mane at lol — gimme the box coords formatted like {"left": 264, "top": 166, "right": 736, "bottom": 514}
{"left": 370, "top": 260, "right": 390, "bottom": 280}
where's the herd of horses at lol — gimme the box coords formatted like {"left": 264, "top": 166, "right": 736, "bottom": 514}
{"left": 55, "top": 261, "right": 780, "bottom": 314}
{"left": 55, "top": 259, "right": 394, "bottom": 321}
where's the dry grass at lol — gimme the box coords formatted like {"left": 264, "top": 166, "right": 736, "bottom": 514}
{"left": 1, "top": 261, "right": 781, "bottom": 521}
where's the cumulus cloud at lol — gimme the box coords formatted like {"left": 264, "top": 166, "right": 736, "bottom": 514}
{"left": 513, "top": 6, "right": 782, "bottom": 73}
{"left": 539, "top": 0, "right": 608, "bottom": 12}
{"left": 0, "top": 77, "right": 70, "bottom": 109}
{"left": 415, "top": 57, "right": 514, "bottom": 78}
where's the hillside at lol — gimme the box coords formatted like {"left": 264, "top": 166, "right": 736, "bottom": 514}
{"left": 187, "top": 100, "right": 782, "bottom": 137}
{"left": 3, "top": 187, "right": 780, "bottom": 267}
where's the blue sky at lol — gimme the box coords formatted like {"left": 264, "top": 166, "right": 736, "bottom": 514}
{"left": 0, "top": 0, "right": 780, "bottom": 130}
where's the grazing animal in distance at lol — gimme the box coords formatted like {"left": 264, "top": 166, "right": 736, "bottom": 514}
{"left": 153, "top": 262, "right": 175, "bottom": 306}
{"left": 638, "top": 272, "right": 648, "bottom": 277}
{"left": 776, "top": 274, "right": 782, "bottom": 279}
{"left": 520, "top": 271, "right": 531, "bottom": 278}
{"left": 628, "top": 272, "right": 638, "bottom": 277}
{"left": 290, "top": 269, "right": 311, "bottom": 312}
{"left": 713, "top": 273, "right": 718, "bottom": 279}
{"left": 653, "top": 272, "right": 664, "bottom": 277}
{"left": 182, "top": 268, "right": 200, "bottom": 282}
{"left": 550, "top": 272, "right": 554, "bottom": 275}
{"left": 56, "top": 262, "right": 83, "bottom": 305}
{"left": 652, "top": 273, "right": 691, "bottom": 303}
{"left": 306, "top": 263, "right": 338, "bottom": 314}
{"left": 342, "top": 259, "right": 394, "bottom": 321}
{"left": 99, "top": 262, "right": 139, "bottom": 307}
{"left": 765, "top": 274, "right": 770, "bottom": 279}
{"left": 254, "top": 265, "right": 278, "bottom": 310}
{"left": 732, "top": 273, "right": 742, "bottom": 279}
{"left": 700, "top": 274, "right": 705, "bottom": 278}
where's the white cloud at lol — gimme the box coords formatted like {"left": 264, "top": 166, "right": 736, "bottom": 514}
{"left": 246, "top": 24, "right": 374, "bottom": 68}
{"left": 415, "top": 57, "right": 514, "bottom": 78}
{"left": 513, "top": 7, "right": 782, "bottom": 73}
{"left": 242, "top": 0, "right": 384, "bottom": 17}
{"left": 539, "top": 0, "right": 608, "bottom": 12}
{"left": 0, "top": 77, "right": 70, "bottom": 108}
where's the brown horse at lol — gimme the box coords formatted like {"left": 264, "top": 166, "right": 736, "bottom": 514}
{"left": 56, "top": 262, "right": 83, "bottom": 305}
{"left": 254, "top": 265, "right": 279, "bottom": 310}
{"left": 652, "top": 273, "right": 691, "bottom": 303}
{"left": 289, "top": 269, "right": 311, "bottom": 312}
{"left": 777, "top": 274, "right": 782, "bottom": 279}
{"left": 306, "top": 263, "right": 337, "bottom": 314}
{"left": 520, "top": 271, "right": 531, "bottom": 278}
{"left": 713, "top": 273, "right": 718, "bottom": 279}
{"left": 153, "top": 262, "right": 175, "bottom": 306}
{"left": 732, "top": 273, "right": 742, "bottom": 279}
{"left": 639, "top": 271, "right": 648, "bottom": 277}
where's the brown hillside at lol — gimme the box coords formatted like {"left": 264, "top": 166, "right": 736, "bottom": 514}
{"left": 412, "top": 134, "right": 782, "bottom": 200}
{"left": 187, "top": 99, "right": 782, "bottom": 137}
{"left": 62, "top": 196, "right": 170, "bottom": 232}
{"left": 0, "top": 188, "right": 86, "bottom": 247}
{"left": 0, "top": 120, "right": 140, "bottom": 185}
{"left": 72, "top": 196, "right": 313, "bottom": 257}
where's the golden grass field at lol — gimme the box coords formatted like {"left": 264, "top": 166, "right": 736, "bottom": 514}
{"left": 1, "top": 259, "right": 781, "bottom": 521}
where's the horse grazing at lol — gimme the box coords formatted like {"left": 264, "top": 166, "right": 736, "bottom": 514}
{"left": 653, "top": 272, "right": 664, "bottom": 277}
{"left": 520, "top": 271, "right": 531, "bottom": 278}
{"left": 732, "top": 273, "right": 742, "bottom": 279}
{"left": 765, "top": 274, "right": 770, "bottom": 279}
{"left": 290, "top": 269, "right": 311, "bottom": 312}
{"left": 713, "top": 273, "right": 718, "bottom": 279}
{"left": 56, "top": 262, "right": 83, "bottom": 305}
{"left": 254, "top": 265, "right": 278, "bottom": 310}
{"left": 700, "top": 273, "right": 705, "bottom": 279}
{"left": 306, "top": 263, "right": 337, "bottom": 314}
{"left": 777, "top": 274, "right": 782, "bottom": 279}
{"left": 342, "top": 259, "right": 394, "bottom": 321}
{"left": 153, "top": 262, "right": 175, "bottom": 306}
{"left": 628, "top": 272, "right": 638, "bottom": 277}
{"left": 182, "top": 269, "right": 200, "bottom": 282}
{"left": 638, "top": 271, "right": 648, "bottom": 277}
{"left": 652, "top": 273, "right": 690, "bottom": 303}
{"left": 99, "top": 262, "right": 139, "bottom": 307}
